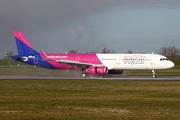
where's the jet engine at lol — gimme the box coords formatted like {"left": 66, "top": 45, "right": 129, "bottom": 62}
{"left": 86, "top": 66, "right": 108, "bottom": 75}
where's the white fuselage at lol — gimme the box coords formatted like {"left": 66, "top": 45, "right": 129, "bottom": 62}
{"left": 97, "top": 54, "right": 174, "bottom": 70}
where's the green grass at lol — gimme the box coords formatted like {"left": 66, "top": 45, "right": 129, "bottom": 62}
{"left": 0, "top": 66, "right": 69, "bottom": 75}
{"left": 0, "top": 80, "right": 180, "bottom": 120}
{"left": 0, "top": 60, "right": 23, "bottom": 66}
{"left": 172, "top": 60, "right": 180, "bottom": 66}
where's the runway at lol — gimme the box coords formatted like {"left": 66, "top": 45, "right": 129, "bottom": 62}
{"left": 0, "top": 74, "right": 180, "bottom": 80}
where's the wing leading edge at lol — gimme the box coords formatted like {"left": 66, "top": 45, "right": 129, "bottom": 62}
{"left": 40, "top": 50, "right": 101, "bottom": 69}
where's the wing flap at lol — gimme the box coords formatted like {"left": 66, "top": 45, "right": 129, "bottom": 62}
{"left": 56, "top": 59, "right": 93, "bottom": 68}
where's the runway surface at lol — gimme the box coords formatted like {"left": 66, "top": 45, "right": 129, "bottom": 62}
{"left": 0, "top": 74, "right": 180, "bottom": 80}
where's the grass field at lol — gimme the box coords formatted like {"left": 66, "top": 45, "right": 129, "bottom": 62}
{"left": 0, "top": 80, "right": 180, "bottom": 120}
{"left": 126, "top": 66, "right": 180, "bottom": 76}
{"left": 0, "top": 60, "right": 180, "bottom": 119}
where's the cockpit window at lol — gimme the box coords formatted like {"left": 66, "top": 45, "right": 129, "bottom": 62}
{"left": 160, "top": 58, "right": 169, "bottom": 61}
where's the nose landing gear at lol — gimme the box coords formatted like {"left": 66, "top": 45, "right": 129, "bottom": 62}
{"left": 152, "top": 70, "right": 156, "bottom": 78}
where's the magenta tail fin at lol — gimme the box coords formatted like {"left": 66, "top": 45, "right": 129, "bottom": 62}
{"left": 14, "top": 31, "right": 38, "bottom": 55}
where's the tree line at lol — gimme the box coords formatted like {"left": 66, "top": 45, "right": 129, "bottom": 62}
{"left": 68, "top": 46, "right": 180, "bottom": 60}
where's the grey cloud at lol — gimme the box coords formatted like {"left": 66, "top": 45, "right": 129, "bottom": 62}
{"left": 0, "top": 0, "right": 180, "bottom": 57}
{"left": 1, "top": 0, "right": 180, "bottom": 30}
{"left": 63, "top": 26, "right": 90, "bottom": 42}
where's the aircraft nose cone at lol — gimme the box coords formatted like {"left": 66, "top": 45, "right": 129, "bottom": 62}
{"left": 169, "top": 61, "right": 175, "bottom": 68}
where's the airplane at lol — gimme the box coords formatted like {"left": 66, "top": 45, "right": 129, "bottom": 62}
{"left": 12, "top": 31, "right": 174, "bottom": 78}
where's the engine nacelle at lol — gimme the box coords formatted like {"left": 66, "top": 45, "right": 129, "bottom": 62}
{"left": 86, "top": 66, "right": 108, "bottom": 75}
{"left": 108, "top": 70, "right": 123, "bottom": 74}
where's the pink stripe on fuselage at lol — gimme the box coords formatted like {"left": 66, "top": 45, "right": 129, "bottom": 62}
{"left": 40, "top": 53, "right": 102, "bottom": 69}
{"left": 14, "top": 31, "right": 34, "bottom": 49}
{"left": 47, "top": 53, "right": 102, "bottom": 64}
{"left": 40, "top": 54, "right": 69, "bottom": 69}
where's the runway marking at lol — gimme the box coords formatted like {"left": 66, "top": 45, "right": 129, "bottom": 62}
{"left": 0, "top": 75, "right": 180, "bottom": 80}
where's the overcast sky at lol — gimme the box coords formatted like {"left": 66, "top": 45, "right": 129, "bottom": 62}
{"left": 0, "top": 0, "right": 180, "bottom": 58}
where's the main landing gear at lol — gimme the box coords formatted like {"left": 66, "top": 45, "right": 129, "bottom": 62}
{"left": 82, "top": 71, "right": 157, "bottom": 78}
{"left": 81, "top": 73, "right": 105, "bottom": 78}
{"left": 81, "top": 73, "right": 87, "bottom": 78}
{"left": 152, "top": 70, "right": 156, "bottom": 78}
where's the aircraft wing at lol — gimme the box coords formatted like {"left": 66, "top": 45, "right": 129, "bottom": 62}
{"left": 55, "top": 59, "right": 94, "bottom": 68}
{"left": 40, "top": 50, "right": 101, "bottom": 68}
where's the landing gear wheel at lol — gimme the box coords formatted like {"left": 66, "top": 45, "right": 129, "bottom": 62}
{"left": 81, "top": 73, "right": 86, "bottom": 78}
{"left": 152, "top": 74, "right": 156, "bottom": 78}
{"left": 152, "top": 70, "right": 156, "bottom": 78}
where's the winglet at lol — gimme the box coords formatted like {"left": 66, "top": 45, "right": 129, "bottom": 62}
{"left": 40, "top": 50, "right": 49, "bottom": 59}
